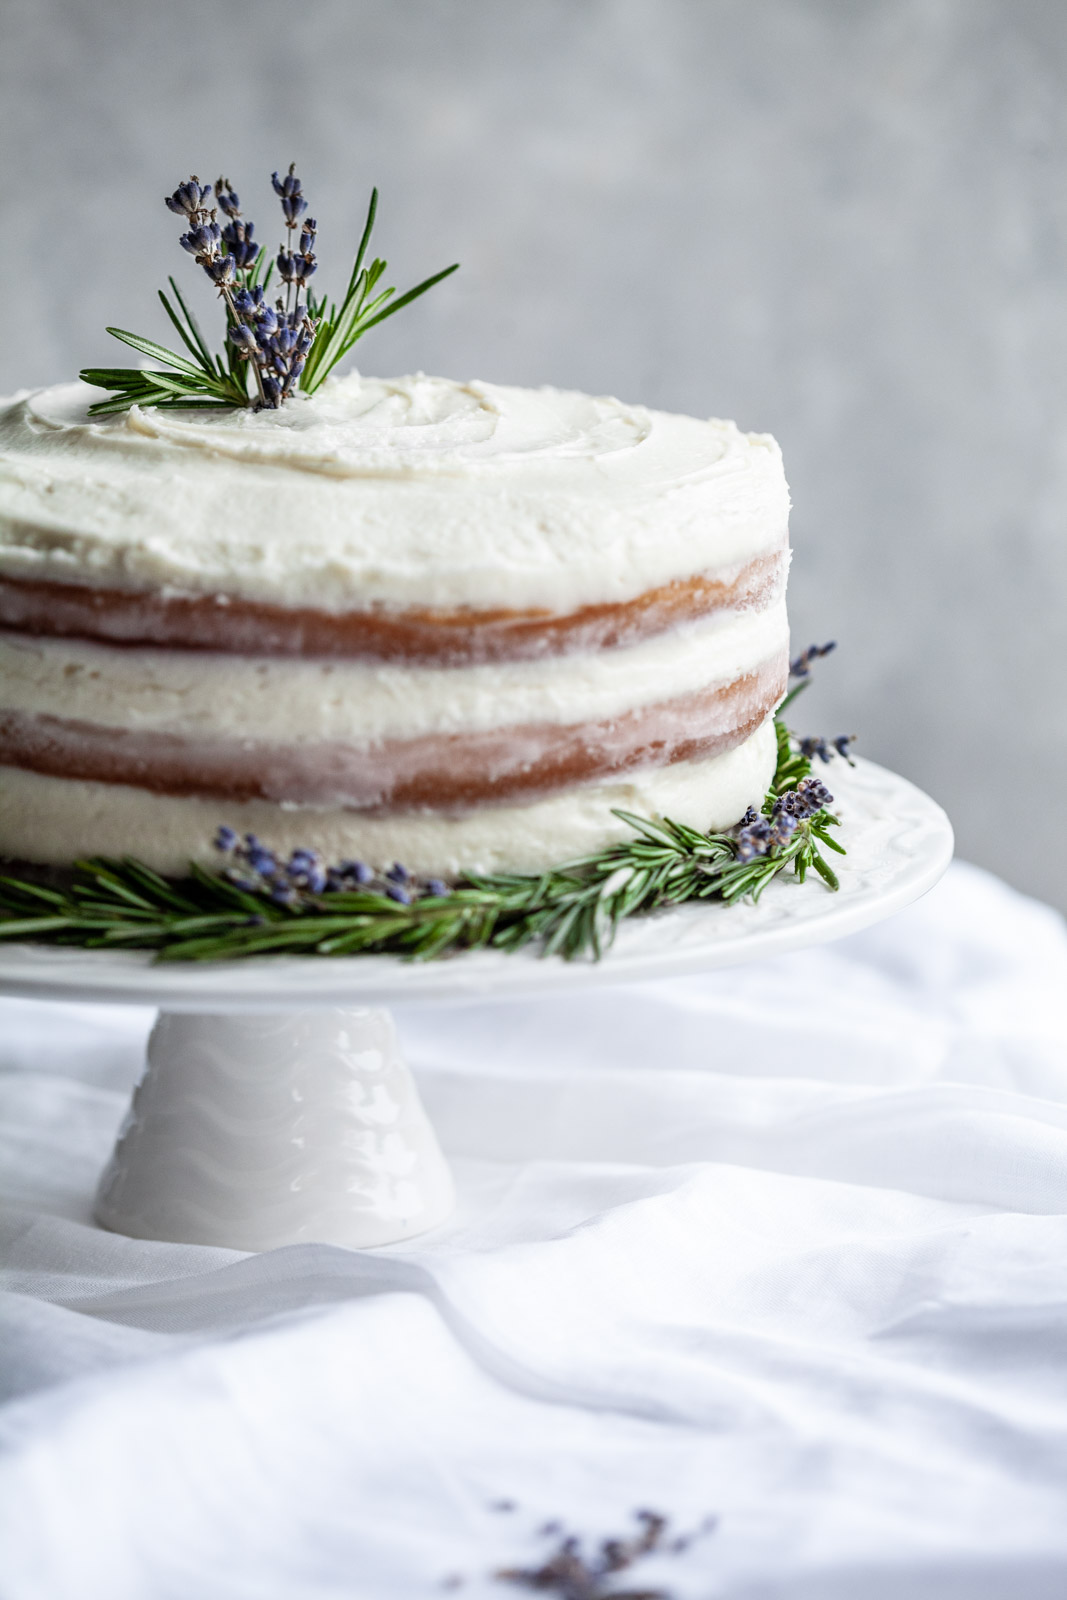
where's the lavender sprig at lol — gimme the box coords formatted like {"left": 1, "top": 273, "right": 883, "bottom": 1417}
{"left": 776, "top": 639, "right": 856, "bottom": 768}
{"left": 81, "top": 167, "right": 458, "bottom": 415}
{"left": 212, "top": 830, "right": 447, "bottom": 909}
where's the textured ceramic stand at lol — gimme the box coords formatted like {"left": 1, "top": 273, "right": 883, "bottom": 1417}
{"left": 94, "top": 1009, "right": 455, "bottom": 1250}
{"left": 0, "top": 760, "right": 954, "bottom": 1253}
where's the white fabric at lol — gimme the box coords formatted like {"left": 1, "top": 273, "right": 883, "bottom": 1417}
{"left": 2, "top": 860, "right": 1067, "bottom": 1599}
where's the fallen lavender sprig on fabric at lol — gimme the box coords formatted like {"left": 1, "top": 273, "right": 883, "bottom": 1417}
{"left": 80, "top": 167, "right": 458, "bottom": 415}
{"left": 490, "top": 1508, "right": 717, "bottom": 1599}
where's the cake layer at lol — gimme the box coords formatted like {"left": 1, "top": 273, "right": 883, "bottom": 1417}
{"left": 0, "top": 375, "right": 790, "bottom": 613}
{"left": 0, "top": 657, "right": 784, "bottom": 810}
{"left": 0, "top": 544, "right": 785, "bottom": 662}
{"left": 0, "top": 719, "right": 777, "bottom": 876}
{"left": 0, "top": 600, "right": 787, "bottom": 743}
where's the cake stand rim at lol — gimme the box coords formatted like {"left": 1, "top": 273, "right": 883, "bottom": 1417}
{"left": 0, "top": 757, "right": 953, "bottom": 1011}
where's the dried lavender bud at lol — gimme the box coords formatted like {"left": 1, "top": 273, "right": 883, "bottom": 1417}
{"left": 789, "top": 640, "right": 836, "bottom": 679}
{"left": 204, "top": 253, "right": 237, "bottom": 286}
{"left": 232, "top": 284, "right": 264, "bottom": 316}
{"left": 797, "top": 775, "right": 833, "bottom": 810}
{"left": 386, "top": 862, "right": 410, "bottom": 884}
{"left": 213, "top": 825, "right": 238, "bottom": 852}
{"left": 228, "top": 322, "right": 257, "bottom": 349}
{"left": 215, "top": 178, "right": 241, "bottom": 218}
{"left": 425, "top": 879, "right": 449, "bottom": 898}
{"left": 386, "top": 884, "right": 412, "bottom": 905}
{"left": 735, "top": 816, "right": 773, "bottom": 863}
{"left": 769, "top": 811, "right": 799, "bottom": 847}
{"left": 799, "top": 736, "right": 832, "bottom": 764}
{"left": 272, "top": 166, "right": 301, "bottom": 199}
{"left": 340, "top": 860, "right": 373, "bottom": 884}
{"left": 222, "top": 218, "right": 257, "bottom": 269}
{"left": 165, "top": 178, "right": 211, "bottom": 217}
{"left": 180, "top": 221, "right": 221, "bottom": 256}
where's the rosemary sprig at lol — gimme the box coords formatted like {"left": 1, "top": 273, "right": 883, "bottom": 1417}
{"left": 80, "top": 169, "right": 457, "bottom": 416}
{"left": 0, "top": 721, "right": 846, "bottom": 965}
{"left": 300, "top": 187, "right": 459, "bottom": 395}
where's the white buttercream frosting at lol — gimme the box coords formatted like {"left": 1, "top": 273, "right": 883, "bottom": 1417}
{"left": 0, "top": 373, "right": 790, "bottom": 611}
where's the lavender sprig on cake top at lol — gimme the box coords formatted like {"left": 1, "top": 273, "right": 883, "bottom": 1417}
{"left": 80, "top": 167, "right": 458, "bottom": 415}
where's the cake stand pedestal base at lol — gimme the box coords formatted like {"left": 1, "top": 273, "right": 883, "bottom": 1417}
{"left": 93, "top": 1008, "right": 455, "bottom": 1252}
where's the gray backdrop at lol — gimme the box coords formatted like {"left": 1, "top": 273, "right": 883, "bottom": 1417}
{"left": 3, "top": 0, "right": 1065, "bottom": 909}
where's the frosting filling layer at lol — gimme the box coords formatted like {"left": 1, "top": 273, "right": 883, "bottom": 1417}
{"left": 0, "top": 656, "right": 785, "bottom": 810}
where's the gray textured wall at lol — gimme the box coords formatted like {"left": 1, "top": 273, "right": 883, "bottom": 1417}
{"left": 2, "top": 0, "right": 1065, "bottom": 908}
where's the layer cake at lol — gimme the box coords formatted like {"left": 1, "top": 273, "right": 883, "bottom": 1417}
{"left": 0, "top": 373, "right": 790, "bottom": 875}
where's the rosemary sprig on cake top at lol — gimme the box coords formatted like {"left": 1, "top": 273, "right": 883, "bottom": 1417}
{"left": 79, "top": 167, "right": 458, "bottom": 415}
{"left": 0, "top": 715, "right": 852, "bottom": 965}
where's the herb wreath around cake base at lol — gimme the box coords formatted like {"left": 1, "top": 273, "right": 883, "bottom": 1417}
{"left": 0, "top": 689, "right": 853, "bottom": 965}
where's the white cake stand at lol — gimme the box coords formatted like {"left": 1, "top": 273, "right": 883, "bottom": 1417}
{"left": 0, "top": 758, "right": 952, "bottom": 1253}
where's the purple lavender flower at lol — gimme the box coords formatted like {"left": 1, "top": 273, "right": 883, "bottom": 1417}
{"left": 232, "top": 285, "right": 263, "bottom": 316}
{"left": 799, "top": 736, "right": 832, "bottom": 764}
{"left": 204, "top": 253, "right": 237, "bottom": 287}
{"left": 796, "top": 775, "right": 833, "bottom": 811}
{"left": 215, "top": 178, "right": 241, "bottom": 218}
{"left": 735, "top": 816, "right": 773, "bottom": 863}
{"left": 222, "top": 219, "right": 258, "bottom": 270}
{"left": 179, "top": 221, "right": 221, "bottom": 256}
{"left": 340, "top": 860, "right": 374, "bottom": 885}
{"left": 165, "top": 178, "right": 211, "bottom": 217}
{"left": 272, "top": 165, "right": 308, "bottom": 224}
{"left": 789, "top": 641, "right": 837, "bottom": 679}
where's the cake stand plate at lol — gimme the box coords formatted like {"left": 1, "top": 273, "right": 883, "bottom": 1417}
{"left": 0, "top": 759, "right": 951, "bottom": 1252}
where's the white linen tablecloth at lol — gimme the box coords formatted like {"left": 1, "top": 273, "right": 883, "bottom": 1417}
{"left": 2, "top": 860, "right": 1067, "bottom": 1599}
